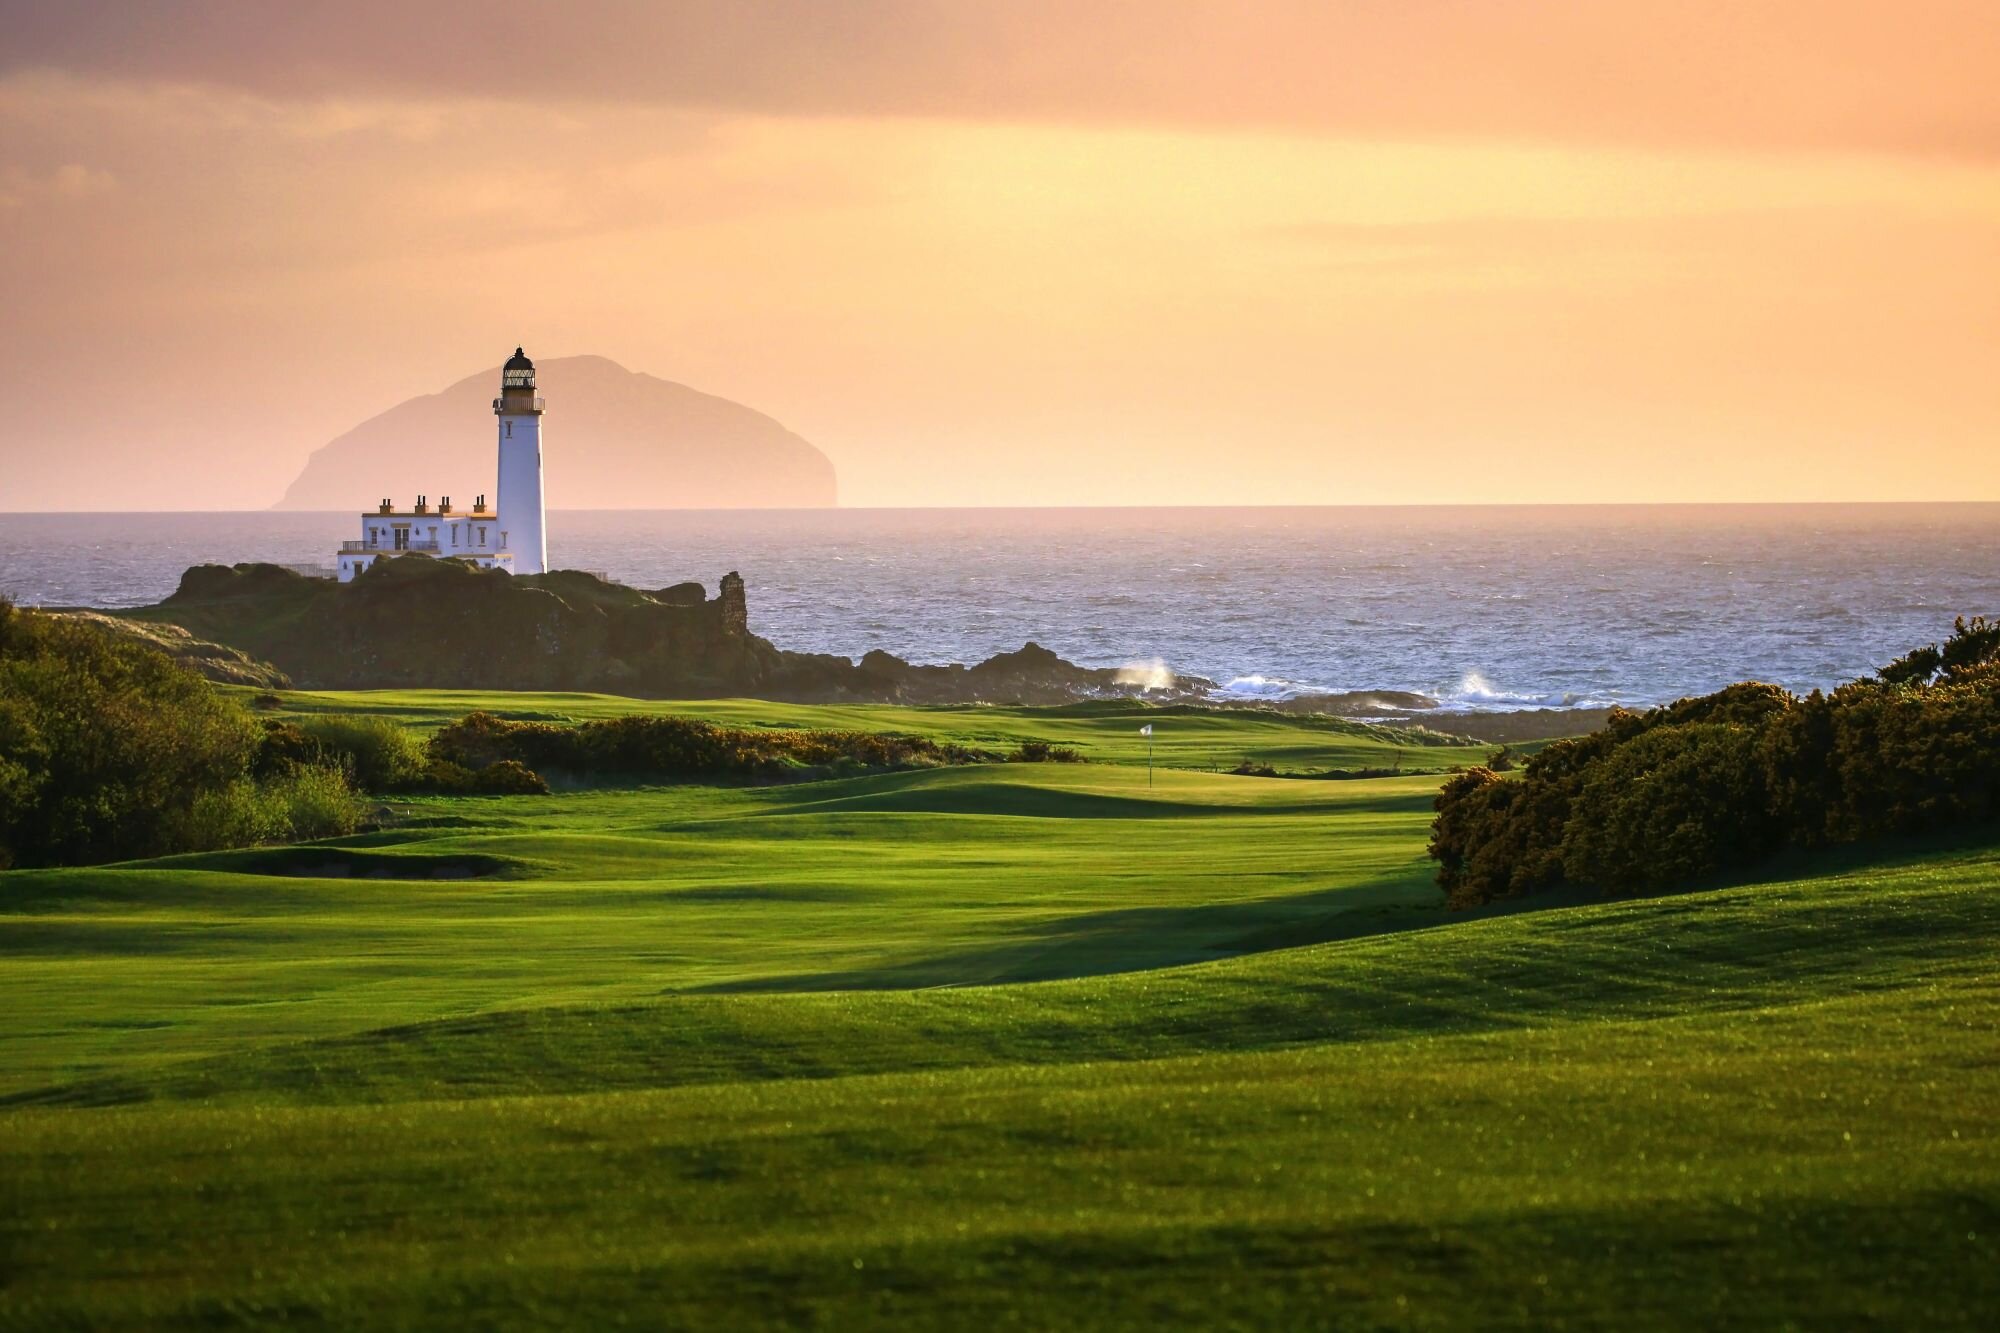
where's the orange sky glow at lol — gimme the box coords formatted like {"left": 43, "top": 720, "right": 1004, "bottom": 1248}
{"left": 2, "top": 1, "right": 1997, "bottom": 510}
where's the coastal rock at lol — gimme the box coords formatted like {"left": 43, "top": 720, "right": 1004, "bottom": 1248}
{"left": 115, "top": 560, "right": 1213, "bottom": 705}
{"left": 1269, "top": 689, "right": 1441, "bottom": 716}
{"left": 1411, "top": 708, "right": 1621, "bottom": 746}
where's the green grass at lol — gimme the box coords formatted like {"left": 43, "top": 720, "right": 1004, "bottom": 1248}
{"left": 0, "top": 764, "right": 1448, "bottom": 1097}
{"left": 2, "top": 690, "right": 1995, "bottom": 1329}
{"left": 242, "top": 685, "right": 1486, "bottom": 771}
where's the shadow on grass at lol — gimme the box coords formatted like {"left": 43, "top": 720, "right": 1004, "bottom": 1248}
{"left": 0, "top": 848, "right": 542, "bottom": 909}
{"left": 693, "top": 868, "right": 1445, "bottom": 993}
{"left": 697, "top": 824, "right": 2000, "bottom": 998}
{"left": 132, "top": 846, "right": 538, "bottom": 881}
{"left": 758, "top": 778, "right": 1436, "bottom": 822}
{"left": 8, "top": 826, "right": 1996, "bottom": 1111}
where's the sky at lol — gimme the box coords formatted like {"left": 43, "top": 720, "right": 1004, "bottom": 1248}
{"left": 2, "top": 1, "right": 1997, "bottom": 510}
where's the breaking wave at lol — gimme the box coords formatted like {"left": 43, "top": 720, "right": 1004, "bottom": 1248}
{"left": 1112, "top": 658, "right": 1176, "bottom": 691}
{"left": 1434, "top": 671, "right": 1621, "bottom": 713}
{"left": 1211, "top": 674, "right": 1335, "bottom": 701}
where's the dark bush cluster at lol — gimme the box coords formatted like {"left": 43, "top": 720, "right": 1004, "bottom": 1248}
{"left": 1010, "top": 740, "right": 1084, "bottom": 764}
{"left": 1430, "top": 618, "right": 2000, "bottom": 907}
{"left": 0, "top": 601, "right": 360, "bottom": 868}
{"left": 256, "top": 714, "right": 542, "bottom": 796}
{"left": 426, "top": 711, "right": 982, "bottom": 785}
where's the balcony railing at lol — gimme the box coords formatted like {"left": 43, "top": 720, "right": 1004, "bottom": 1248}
{"left": 493, "top": 395, "right": 546, "bottom": 413}
{"left": 340, "top": 541, "right": 441, "bottom": 554}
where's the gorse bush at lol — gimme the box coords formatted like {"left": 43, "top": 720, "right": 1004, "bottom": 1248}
{"left": 0, "top": 600, "right": 360, "bottom": 868}
{"left": 168, "top": 765, "right": 362, "bottom": 852}
{"left": 421, "top": 757, "right": 552, "bottom": 796}
{"left": 1431, "top": 618, "right": 2000, "bottom": 907}
{"left": 1009, "top": 741, "right": 1084, "bottom": 764}
{"left": 428, "top": 711, "right": 982, "bottom": 785}
{"left": 257, "top": 715, "right": 522, "bottom": 795}
{"left": 291, "top": 714, "right": 429, "bottom": 792}
{"left": 1561, "top": 723, "right": 1776, "bottom": 891}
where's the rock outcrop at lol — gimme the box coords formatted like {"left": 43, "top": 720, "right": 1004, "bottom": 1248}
{"left": 50, "top": 610, "right": 291, "bottom": 689}
{"left": 119, "top": 559, "right": 1214, "bottom": 704}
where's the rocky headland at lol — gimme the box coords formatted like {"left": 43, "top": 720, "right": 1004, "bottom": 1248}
{"left": 104, "top": 559, "right": 1216, "bottom": 705}
{"left": 83, "top": 558, "right": 1610, "bottom": 740}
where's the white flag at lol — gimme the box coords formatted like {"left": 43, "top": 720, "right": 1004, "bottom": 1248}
{"left": 1139, "top": 724, "right": 1153, "bottom": 736}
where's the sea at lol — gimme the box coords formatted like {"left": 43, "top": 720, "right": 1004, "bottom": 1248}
{"left": 2, "top": 505, "right": 1995, "bottom": 712}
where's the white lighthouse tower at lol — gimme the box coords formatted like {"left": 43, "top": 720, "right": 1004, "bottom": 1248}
{"left": 330, "top": 346, "right": 550, "bottom": 582}
{"left": 494, "top": 347, "right": 548, "bottom": 575}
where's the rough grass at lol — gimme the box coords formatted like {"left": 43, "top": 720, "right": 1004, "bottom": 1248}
{"left": 2, "top": 691, "right": 1995, "bottom": 1329}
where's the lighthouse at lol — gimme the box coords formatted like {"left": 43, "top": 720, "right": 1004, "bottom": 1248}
{"left": 494, "top": 347, "right": 549, "bottom": 575}
{"left": 331, "top": 346, "right": 550, "bottom": 582}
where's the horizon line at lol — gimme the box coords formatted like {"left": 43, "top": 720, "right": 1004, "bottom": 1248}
{"left": 7, "top": 499, "right": 2000, "bottom": 518}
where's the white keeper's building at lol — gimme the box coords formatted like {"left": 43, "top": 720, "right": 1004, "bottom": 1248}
{"left": 336, "top": 347, "right": 550, "bottom": 582}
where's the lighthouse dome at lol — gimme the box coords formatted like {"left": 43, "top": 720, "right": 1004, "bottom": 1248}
{"left": 501, "top": 347, "right": 535, "bottom": 389}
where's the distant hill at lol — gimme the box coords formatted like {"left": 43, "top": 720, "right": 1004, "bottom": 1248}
{"left": 273, "top": 355, "right": 836, "bottom": 510}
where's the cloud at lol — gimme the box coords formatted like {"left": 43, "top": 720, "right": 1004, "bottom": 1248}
{"left": 1, "top": 1, "right": 1996, "bottom": 158}
{"left": 0, "top": 162, "right": 115, "bottom": 209}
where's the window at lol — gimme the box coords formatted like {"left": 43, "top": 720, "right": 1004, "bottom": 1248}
{"left": 505, "top": 420, "right": 512, "bottom": 438}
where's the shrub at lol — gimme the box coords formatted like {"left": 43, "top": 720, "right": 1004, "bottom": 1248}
{"left": 163, "top": 761, "right": 360, "bottom": 851}
{"left": 1430, "top": 618, "right": 2000, "bottom": 906}
{"left": 472, "top": 759, "right": 550, "bottom": 795}
{"left": 255, "top": 720, "right": 328, "bottom": 779}
{"left": 272, "top": 762, "right": 365, "bottom": 839}
{"left": 169, "top": 779, "right": 293, "bottom": 851}
{"left": 1821, "top": 668, "right": 2000, "bottom": 841}
{"left": 1011, "top": 741, "right": 1084, "bottom": 764}
{"left": 1429, "top": 765, "right": 1574, "bottom": 909}
{"left": 295, "top": 714, "right": 428, "bottom": 792}
{"left": 1559, "top": 723, "right": 1775, "bottom": 892}
{"left": 0, "top": 601, "right": 370, "bottom": 866}
{"left": 1879, "top": 615, "right": 2000, "bottom": 686}
{"left": 1, "top": 599, "right": 261, "bottom": 866}
{"left": 1755, "top": 691, "right": 1840, "bottom": 846}
{"left": 417, "top": 759, "right": 480, "bottom": 793}
{"left": 427, "top": 711, "right": 975, "bottom": 785}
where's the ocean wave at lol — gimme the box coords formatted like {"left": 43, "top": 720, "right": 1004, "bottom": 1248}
{"left": 1211, "top": 674, "right": 1331, "bottom": 701}
{"left": 1204, "top": 668, "right": 1627, "bottom": 712}
{"left": 1433, "top": 671, "right": 1623, "bottom": 713}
